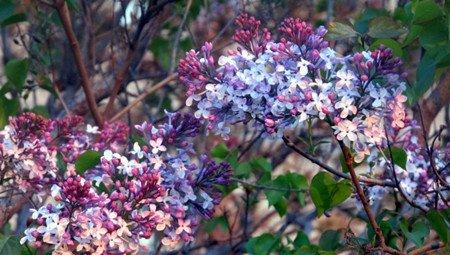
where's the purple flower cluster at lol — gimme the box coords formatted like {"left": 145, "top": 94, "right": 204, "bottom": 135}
{"left": 179, "top": 14, "right": 448, "bottom": 209}
{"left": 21, "top": 112, "right": 231, "bottom": 254}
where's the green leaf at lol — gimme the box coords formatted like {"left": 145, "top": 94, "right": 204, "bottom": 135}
{"left": 400, "top": 219, "right": 429, "bottom": 246}
{"left": 203, "top": 215, "right": 229, "bottom": 233}
{"left": 0, "top": 96, "right": 19, "bottom": 129}
{"left": 211, "top": 143, "right": 239, "bottom": 169}
{"left": 29, "top": 105, "right": 50, "bottom": 118}
{"left": 150, "top": 37, "right": 170, "bottom": 69}
{"left": 211, "top": 143, "right": 229, "bottom": 159}
{"left": 74, "top": 150, "right": 101, "bottom": 175}
{"left": 250, "top": 157, "right": 272, "bottom": 173}
{"left": 383, "top": 147, "right": 407, "bottom": 169}
{"left": 0, "top": 0, "right": 14, "bottom": 23}
{"left": 245, "top": 233, "right": 279, "bottom": 255}
{"left": 293, "top": 231, "right": 310, "bottom": 248}
{"left": 325, "top": 22, "right": 358, "bottom": 40}
{"left": 310, "top": 172, "right": 352, "bottom": 216}
{"left": 418, "top": 19, "right": 448, "bottom": 48}
{"left": 235, "top": 162, "right": 252, "bottom": 178}
{"left": 273, "top": 197, "right": 288, "bottom": 217}
{"left": 1, "top": 12, "right": 26, "bottom": 26}
{"left": 285, "top": 172, "right": 308, "bottom": 190}
{"left": 367, "top": 17, "right": 407, "bottom": 38}
{"left": 319, "top": 230, "right": 341, "bottom": 251}
{"left": 406, "top": 47, "right": 450, "bottom": 105}
{"left": 339, "top": 154, "right": 349, "bottom": 173}
{"left": 0, "top": 234, "right": 21, "bottom": 255}
{"left": 354, "top": 8, "right": 389, "bottom": 34}
{"left": 412, "top": 0, "right": 443, "bottom": 24}
{"left": 263, "top": 173, "right": 307, "bottom": 216}
{"left": 426, "top": 210, "right": 449, "bottom": 243}
{"left": 56, "top": 152, "right": 67, "bottom": 174}
{"left": 330, "top": 180, "right": 352, "bottom": 208}
{"left": 403, "top": 25, "right": 423, "bottom": 46}
{"left": 65, "top": 0, "right": 79, "bottom": 11}
{"left": 264, "top": 175, "right": 289, "bottom": 206}
{"left": 370, "top": 39, "right": 403, "bottom": 57}
{"left": 5, "top": 59, "right": 29, "bottom": 91}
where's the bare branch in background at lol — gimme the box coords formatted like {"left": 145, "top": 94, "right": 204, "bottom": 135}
{"left": 54, "top": 0, "right": 103, "bottom": 126}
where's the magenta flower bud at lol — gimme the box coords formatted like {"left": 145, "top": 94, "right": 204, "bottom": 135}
{"left": 312, "top": 49, "right": 320, "bottom": 59}
{"left": 361, "top": 75, "right": 369, "bottom": 81}
{"left": 353, "top": 53, "right": 362, "bottom": 62}
{"left": 105, "top": 221, "right": 115, "bottom": 231}
{"left": 32, "top": 230, "right": 40, "bottom": 238}
{"left": 112, "top": 158, "right": 120, "bottom": 166}
{"left": 333, "top": 116, "right": 341, "bottom": 124}
{"left": 305, "top": 90, "right": 313, "bottom": 100}
{"left": 321, "top": 107, "right": 330, "bottom": 114}
{"left": 110, "top": 191, "right": 118, "bottom": 200}
{"left": 208, "top": 56, "right": 214, "bottom": 65}
{"left": 328, "top": 92, "right": 336, "bottom": 101}
{"left": 264, "top": 118, "right": 275, "bottom": 127}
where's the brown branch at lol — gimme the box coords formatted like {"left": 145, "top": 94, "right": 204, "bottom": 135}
{"left": 109, "top": 73, "right": 177, "bottom": 122}
{"left": 103, "top": 0, "right": 177, "bottom": 118}
{"left": 54, "top": 0, "right": 103, "bottom": 127}
{"left": 0, "top": 192, "right": 32, "bottom": 228}
{"left": 282, "top": 135, "right": 395, "bottom": 187}
{"left": 338, "top": 141, "right": 404, "bottom": 255}
{"left": 409, "top": 241, "right": 445, "bottom": 255}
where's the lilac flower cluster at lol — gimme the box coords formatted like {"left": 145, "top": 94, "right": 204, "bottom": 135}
{"left": 179, "top": 14, "right": 449, "bottom": 209}
{"left": 0, "top": 113, "right": 128, "bottom": 198}
{"left": 21, "top": 112, "right": 231, "bottom": 254}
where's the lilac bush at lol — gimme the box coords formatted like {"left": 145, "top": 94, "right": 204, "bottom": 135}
{"left": 179, "top": 14, "right": 449, "bottom": 210}
{"left": 0, "top": 6, "right": 448, "bottom": 254}
{"left": 16, "top": 112, "right": 231, "bottom": 254}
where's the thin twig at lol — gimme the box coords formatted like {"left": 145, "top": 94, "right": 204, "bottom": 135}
{"left": 169, "top": 0, "right": 193, "bottom": 74}
{"left": 231, "top": 177, "right": 307, "bottom": 192}
{"left": 409, "top": 241, "right": 445, "bottom": 255}
{"left": 237, "top": 131, "right": 264, "bottom": 161}
{"left": 383, "top": 126, "right": 428, "bottom": 212}
{"left": 282, "top": 135, "right": 395, "bottom": 187}
{"left": 109, "top": 73, "right": 177, "bottom": 122}
{"left": 103, "top": 0, "right": 177, "bottom": 118}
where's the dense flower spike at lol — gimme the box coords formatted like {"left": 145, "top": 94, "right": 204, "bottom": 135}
{"left": 20, "top": 112, "right": 231, "bottom": 254}
{"left": 179, "top": 15, "right": 449, "bottom": 209}
{"left": 0, "top": 113, "right": 128, "bottom": 192}
{"left": 233, "top": 13, "right": 271, "bottom": 57}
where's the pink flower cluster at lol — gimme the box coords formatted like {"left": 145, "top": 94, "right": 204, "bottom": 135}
{"left": 21, "top": 112, "right": 231, "bottom": 254}
{"left": 179, "top": 14, "right": 449, "bottom": 209}
{"left": 0, "top": 113, "right": 128, "bottom": 197}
